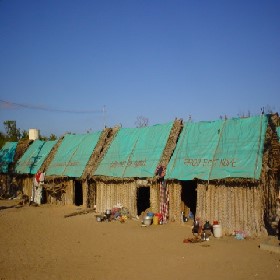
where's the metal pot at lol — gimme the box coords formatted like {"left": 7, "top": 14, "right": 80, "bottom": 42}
{"left": 143, "top": 216, "right": 153, "bottom": 226}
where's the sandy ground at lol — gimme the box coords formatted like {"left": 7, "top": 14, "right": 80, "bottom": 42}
{"left": 0, "top": 199, "right": 279, "bottom": 280}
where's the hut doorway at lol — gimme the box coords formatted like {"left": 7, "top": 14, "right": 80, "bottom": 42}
{"left": 181, "top": 180, "right": 197, "bottom": 217}
{"left": 41, "top": 187, "right": 47, "bottom": 204}
{"left": 74, "top": 181, "right": 83, "bottom": 206}
{"left": 137, "top": 186, "right": 150, "bottom": 215}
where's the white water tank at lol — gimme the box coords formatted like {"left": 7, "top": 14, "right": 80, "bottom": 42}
{"left": 29, "top": 128, "right": 40, "bottom": 140}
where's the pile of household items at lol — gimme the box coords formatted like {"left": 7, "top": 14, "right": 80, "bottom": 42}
{"left": 141, "top": 212, "right": 163, "bottom": 226}
{"left": 95, "top": 206, "right": 130, "bottom": 223}
{"left": 183, "top": 219, "right": 223, "bottom": 243}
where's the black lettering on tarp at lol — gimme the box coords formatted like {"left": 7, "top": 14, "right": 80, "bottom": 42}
{"left": 110, "top": 159, "right": 147, "bottom": 168}
{"left": 184, "top": 158, "right": 237, "bottom": 168}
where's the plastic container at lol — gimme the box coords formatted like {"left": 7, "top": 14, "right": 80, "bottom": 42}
{"left": 213, "top": 224, "right": 222, "bottom": 238}
{"left": 153, "top": 215, "right": 159, "bottom": 225}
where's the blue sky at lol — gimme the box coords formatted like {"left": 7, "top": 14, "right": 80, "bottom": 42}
{"left": 0, "top": 0, "right": 279, "bottom": 137}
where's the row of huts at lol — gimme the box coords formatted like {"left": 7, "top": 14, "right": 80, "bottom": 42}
{"left": 0, "top": 114, "right": 280, "bottom": 236}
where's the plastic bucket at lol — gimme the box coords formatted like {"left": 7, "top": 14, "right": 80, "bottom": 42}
{"left": 153, "top": 215, "right": 159, "bottom": 225}
{"left": 213, "top": 224, "right": 222, "bottom": 238}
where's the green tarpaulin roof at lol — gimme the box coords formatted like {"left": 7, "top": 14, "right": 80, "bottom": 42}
{"left": 94, "top": 122, "right": 174, "bottom": 178}
{"left": 166, "top": 115, "right": 268, "bottom": 180}
{"left": 15, "top": 140, "right": 57, "bottom": 175}
{"left": 0, "top": 142, "right": 17, "bottom": 173}
{"left": 277, "top": 127, "right": 280, "bottom": 142}
{"left": 46, "top": 132, "right": 101, "bottom": 177}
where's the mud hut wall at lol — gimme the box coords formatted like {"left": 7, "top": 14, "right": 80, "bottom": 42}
{"left": 196, "top": 183, "right": 267, "bottom": 237}
{"left": 167, "top": 181, "right": 182, "bottom": 222}
{"left": 96, "top": 181, "right": 137, "bottom": 215}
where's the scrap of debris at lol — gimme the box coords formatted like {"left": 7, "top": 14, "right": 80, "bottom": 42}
{"left": 64, "top": 208, "right": 96, "bottom": 218}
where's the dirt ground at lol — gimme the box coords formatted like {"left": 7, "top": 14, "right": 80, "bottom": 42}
{"left": 0, "top": 199, "right": 279, "bottom": 280}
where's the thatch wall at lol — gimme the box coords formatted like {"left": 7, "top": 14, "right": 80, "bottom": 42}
{"left": 43, "top": 178, "right": 74, "bottom": 205}
{"left": 82, "top": 180, "right": 89, "bottom": 208}
{"left": 86, "top": 179, "right": 97, "bottom": 208}
{"left": 196, "top": 182, "right": 267, "bottom": 236}
{"left": 262, "top": 114, "right": 280, "bottom": 229}
{"left": 0, "top": 174, "right": 9, "bottom": 197}
{"left": 150, "top": 182, "right": 160, "bottom": 213}
{"left": 21, "top": 176, "right": 33, "bottom": 198}
{"left": 95, "top": 179, "right": 158, "bottom": 216}
{"left": 166, "top": 181, "right": 182, "bottom": 222}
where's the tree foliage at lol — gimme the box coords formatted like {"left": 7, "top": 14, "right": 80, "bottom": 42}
{"left": 0, "top": 120, "right": 58, "bottom": 148}
{"left": 3, "top": 120, "right": 21, "bottom": 142}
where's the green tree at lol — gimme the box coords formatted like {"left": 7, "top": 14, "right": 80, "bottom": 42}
{"left": 49, "top": 134, "right": 57, "bottom": 140}
{"left": 3, "top": 121, "right": 20, "bottom": 142}
{"left": 20, "top": 129, "right": 29, "bottom": 140}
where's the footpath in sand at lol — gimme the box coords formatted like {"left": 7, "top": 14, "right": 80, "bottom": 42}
{"left": 0, "top": 199, "right": 279, "bottom": 280}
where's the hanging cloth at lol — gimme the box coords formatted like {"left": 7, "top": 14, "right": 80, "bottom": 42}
{"left": 160, "top": 181, "right": 169, "bottom": 223}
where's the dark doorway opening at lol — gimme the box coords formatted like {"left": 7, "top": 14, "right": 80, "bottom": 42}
{"left": 137, "top": 187, "right": 150, "bottom": 215}
{"left": 181, "top": 180, "right": 197, "bottom": 217}
{"left": 74, "top": 181, "right": 83, "bottom": 206}
{"left": 41, "top": 187, "right": 47, "bottom": 204}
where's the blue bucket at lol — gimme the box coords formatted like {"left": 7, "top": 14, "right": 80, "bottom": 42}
{"left": 147, "top": 212, "right": 154, "bottom": 217}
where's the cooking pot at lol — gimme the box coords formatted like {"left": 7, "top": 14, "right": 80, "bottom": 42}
{"left": 143, "top": 216, "right": 153, "bottom": 226}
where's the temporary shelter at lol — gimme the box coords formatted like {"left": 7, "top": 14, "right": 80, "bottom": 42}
{"left": 43, "top": 128, "right": 118, "bottom": 207}
{"left": 0, "top": 142, "right": 17, "bottom": 196}
{"left": 165, "top": 114, "right": 280, "bottom": 236}
{"left": 0, "top": 139, "right": 32, "bottom": 197}
{"left": 92, "top": 119, "right": 183, "bottom": 217}
{"left": 15, "top": 139, "right": 58, "bottom": 199}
